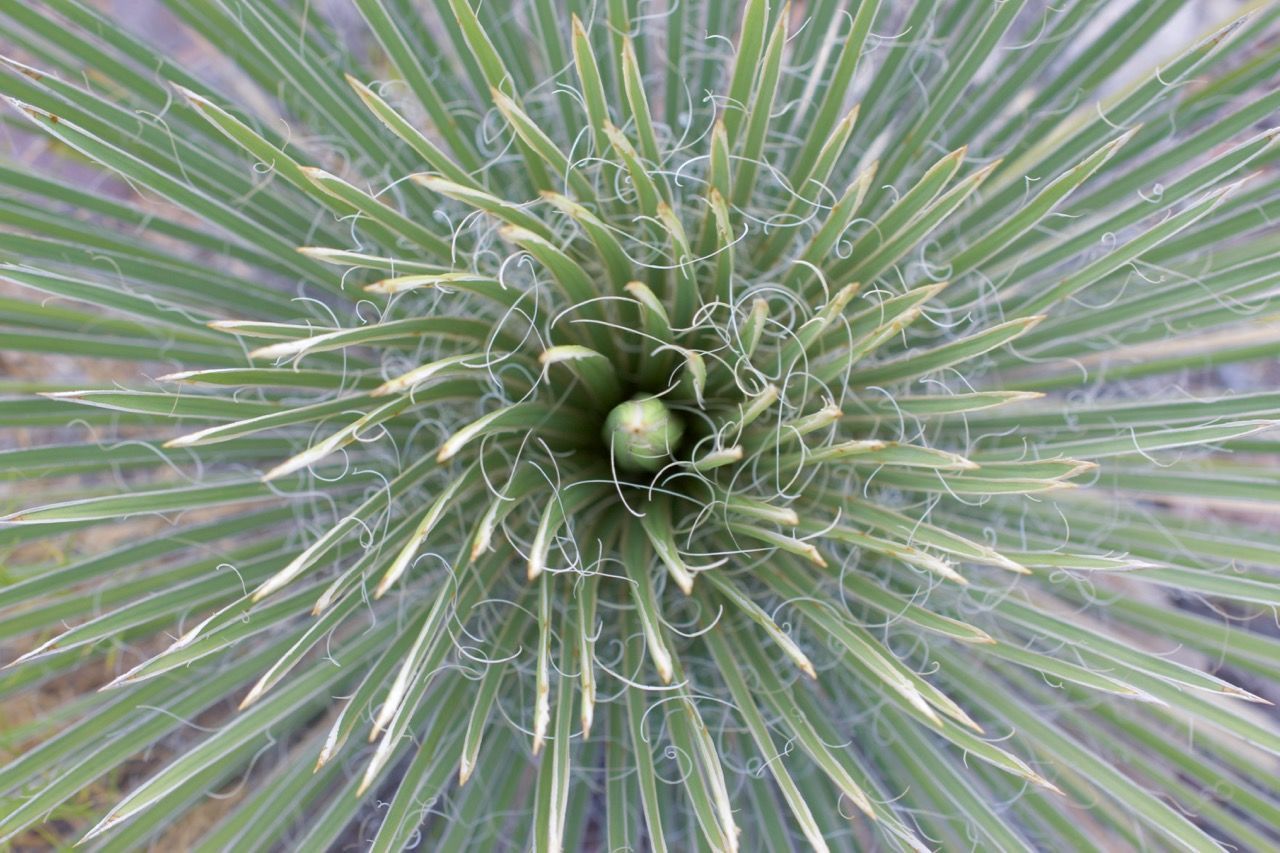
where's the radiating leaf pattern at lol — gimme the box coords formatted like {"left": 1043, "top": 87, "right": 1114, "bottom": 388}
{"left": 1, "top": 1, "right": 1278, "bottom": 849}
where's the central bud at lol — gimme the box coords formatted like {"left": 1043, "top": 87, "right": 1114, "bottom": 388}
{"left": 602, "top": 395, "right": 685, "bottom": 473}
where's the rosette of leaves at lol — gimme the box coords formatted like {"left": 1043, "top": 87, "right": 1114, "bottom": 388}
{"left": 2, "top": 1, "right": 1279, "bottom": 849}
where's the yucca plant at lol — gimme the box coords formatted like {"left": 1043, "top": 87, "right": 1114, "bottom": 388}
{"left": 1, "top": 0, "right": 1278, "bottom": 849}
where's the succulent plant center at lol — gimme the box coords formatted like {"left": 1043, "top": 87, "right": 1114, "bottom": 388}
{"left": 602, "top": 395, "right": 686, "bottom": 473}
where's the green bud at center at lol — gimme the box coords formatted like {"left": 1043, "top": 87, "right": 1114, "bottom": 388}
{"left": 603, "top": 395, "right": 685, "bottom": 473}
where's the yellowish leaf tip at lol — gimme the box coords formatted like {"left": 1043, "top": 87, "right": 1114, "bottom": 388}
{"left": 171, "top": 83, "right": 206, "bottom": 107}
{"left": 805, "top": 544, "right": 828, "bottom": 568}
{"left": 238, "top": 686, "right": 261, "bottom": 711}
{"left": 1223, "top": 683, "right": 1272, "bottom": 705}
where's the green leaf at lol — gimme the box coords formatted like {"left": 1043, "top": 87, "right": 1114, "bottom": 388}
{"left": 3, "top": 480, "right": 276, "bottom": 524}
{"left": 848, "top": 316, "right": 1044, "bottom": 387}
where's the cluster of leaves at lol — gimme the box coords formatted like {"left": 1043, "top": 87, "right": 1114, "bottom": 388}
{"left": 2, "top": 0, "right": 1279, "bottom": 850}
